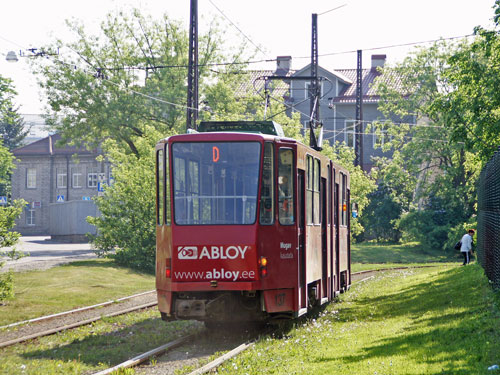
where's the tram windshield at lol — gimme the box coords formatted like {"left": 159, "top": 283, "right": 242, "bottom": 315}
{"left": 172, "top": 142, "right": 261, "bottom": 225}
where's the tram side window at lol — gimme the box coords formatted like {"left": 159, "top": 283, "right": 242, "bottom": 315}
{"left": 260, "top": 143, "right": 274, "bottom": 225}
{"left": 314, "top": 158, "right": 320, "bottom": 224}
{"left": 157, "top": 149, "right": 164, "bottom": 225}
{"left": 278, "top": 148, "right": 294, "bottom": 225}
{"left": 306, "top": 156, "right": 313, "bottom": 224}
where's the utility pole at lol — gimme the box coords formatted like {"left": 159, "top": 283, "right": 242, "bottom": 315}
{"left": 355, "top": 49, "right": 363, "bottom": 168}
{"left": 186, "top": 0, "right": 199, "bottom": 131}
{"left": 308, "top": 13, "right": 322, "bottom": 151}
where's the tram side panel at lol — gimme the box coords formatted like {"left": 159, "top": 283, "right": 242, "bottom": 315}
{"left": 156, "top": 225, "right": 173, "bottom": 315}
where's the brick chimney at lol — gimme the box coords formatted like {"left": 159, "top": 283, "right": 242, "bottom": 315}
{"left": 275, "top": 56, "right": 292, "bottom": 75}
{"left": 371, "top": 54, "right": 386, "bottom": 73}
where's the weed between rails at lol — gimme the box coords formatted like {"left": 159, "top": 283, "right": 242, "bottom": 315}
{"left": 0, "top": 308, "right": 203, "bottom": 375}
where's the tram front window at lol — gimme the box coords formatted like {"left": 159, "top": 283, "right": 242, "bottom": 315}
{"left": 172, "top": 142, "right": 261, "bottom": 225}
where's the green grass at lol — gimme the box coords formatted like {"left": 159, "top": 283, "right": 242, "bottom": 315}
{"left": 0, "top": 259, "right": 155, "bottom": 325}
{"left": 351, "top": 241, "right": 460, "bottom": 272}
{"left": 217, "top": 265, "right": 500, "bottom": 374}
{"left": 0, "top": 307, "right": 203, "bottom": 375}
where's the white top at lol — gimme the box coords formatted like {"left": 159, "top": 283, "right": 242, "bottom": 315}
{"left": 460, "top": 233, "right": 473, "bottom": 252}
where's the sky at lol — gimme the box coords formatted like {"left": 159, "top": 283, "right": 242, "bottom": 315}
{"left": 0, "top": 0, "right": 496, "bottom": 114}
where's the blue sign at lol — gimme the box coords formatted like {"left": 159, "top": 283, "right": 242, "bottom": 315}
{"left": 0, "top": 196, "right": 7, "bottom": 205}
{"left": 82, "top": 196, "right": 91, "bottom": 201}
{"left": 97, "top": 182, "right": 105, "bottom": 192}
{"left": 57, "top": 195, "right": 65, "bottom": 203}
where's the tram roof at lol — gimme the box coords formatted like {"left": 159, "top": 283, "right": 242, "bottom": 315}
{"left": 162, "top": 131, "right": 291, "bottom": 143}
{"left": 198, "top": 121, "right": 285, "bottom": 137}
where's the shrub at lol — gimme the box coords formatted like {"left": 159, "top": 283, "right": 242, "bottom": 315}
{"left": 0, "top": 199, "right": 26, "bottom": 303}
{"left": 88, "top": 129, "right": 163, "bottom": 272}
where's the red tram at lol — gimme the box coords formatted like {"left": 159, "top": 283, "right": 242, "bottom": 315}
{"left": 155, "top": 121, "right": 351, "bottom": 325}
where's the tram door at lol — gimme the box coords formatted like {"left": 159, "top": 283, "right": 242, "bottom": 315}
{"left": 321, "top": 178, "right": 328, "bottom": 299}
{"left": 298, "top": 170, "right": 306, "bottom": 309}
{"left": 334, "top": 182, "right": 340, "bottom": 292}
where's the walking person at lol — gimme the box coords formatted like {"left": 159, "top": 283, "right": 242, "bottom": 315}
{"left": 460, "top": 229, "right": 475, "bottom": 265}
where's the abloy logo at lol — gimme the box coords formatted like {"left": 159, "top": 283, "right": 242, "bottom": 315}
{"left": 177, "top": 245, "right": 249, "bottom": 260}
{"left": 178, "top": 246, "right": 198, "bottom": 259}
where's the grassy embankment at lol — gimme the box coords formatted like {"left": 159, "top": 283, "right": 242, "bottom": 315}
{"left": 1, "top": 242, "right": 497, "bottom": 375}
{"left": 0, "top": 259, "right": 155, "bottom": 326}
{"left": 351, "top": 241, "right": 458, "bottom": 272}
{"left": 214, "top": 265, "right": 500, "bottom": 375}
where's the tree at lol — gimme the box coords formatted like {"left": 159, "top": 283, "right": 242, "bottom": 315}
{"left": 0, "top": 143, "right": 25, "bottom": 302}
{"left": 0, "top": 75, "right": 27, "bottom": 152}
{"left": 441, "top": 26, "right": 500, "bottom": 163}
{"left": 87, "top": 128, "right": 160, "bottom": 271}
{"left": 372, "top": 41, "right": 482, "bottom": 249}
{"left": 30, "top": 9, "right": 254, "bottom": 156}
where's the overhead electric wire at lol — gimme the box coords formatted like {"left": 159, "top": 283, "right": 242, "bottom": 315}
{"left": 323, "top": 127, "right": 463, "bottom": 144}
{"left": 318, "top": 4, "right": 347, "bottom": 16}
{"left": 208, "top": 0, "right": 269, "bottom": 59}
{"left": 294, "top": 33, "right": 477, "bottom": 60}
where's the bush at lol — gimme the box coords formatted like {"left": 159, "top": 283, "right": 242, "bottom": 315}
{"left": 398, "top": 210, "right": 454, "bottom": 251}
{"left": 88, "top": 129, "right": 163, "bottom": 273}
{"left": 0, "top": 199, "right": 26, "bottom": 303}
{"left": 360, "top": 185, "right": 402, "bottom": 242}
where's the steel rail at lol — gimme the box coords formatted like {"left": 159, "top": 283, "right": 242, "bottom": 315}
{"left": 93, "top": 334, "right": 196, "bottom": 375}
{"left": 187, "top": 342, "right": 254, "bottom": 375}
{"left": 0, "top": 301, "right": 157, "bottom": 348}
{"left": 0, "top": 289, "right": 156, "bottom": 330}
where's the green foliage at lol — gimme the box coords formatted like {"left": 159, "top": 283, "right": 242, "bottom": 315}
{"left": 0, "top": 199, "right": 26, "bottom": 302}
{"left": 0, "top": 75, "right": 27, "bottom": 152}
{"left": 372, "top": 40, "right": 483, "bottom": 248}
{"left": 360, "top": 185, "right": 402, "bottom": 242}
{"left": 442, "top": 27, "right": 500, "bottom": 163}
{"left": 397, "top": 210, "right": 449, "bottom": 250}
{"left": 88, "top": 128, "right": 163, "bottom": 272}
{"left": 0, "top": 141, "right": 15, "bottom": 188}
{"left": 320, "top": 140, "right": 376, "bottom": 240}
{"left": 30, "top": 9, "right": 254, "bottom": 156}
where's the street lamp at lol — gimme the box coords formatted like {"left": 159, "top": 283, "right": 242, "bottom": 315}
{"left": 5, "top": 48, "right": 59, "bottom": 63}
{"left": 6, "top": 51, "right": 18, "bottom": 62}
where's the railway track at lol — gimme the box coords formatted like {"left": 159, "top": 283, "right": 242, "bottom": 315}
{"left": 0, "top": 268, "right": 404, "bottom": 352}
{"left": 0, "top": 290, "right": 157, "bottom": 348}
{"left": 92, "top": 270, "right": 385, "bottom": 375}
{"left": 95, "top": 326, "right": 264, "bottom": 375}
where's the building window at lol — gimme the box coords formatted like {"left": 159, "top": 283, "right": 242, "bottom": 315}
{"left": 305, "top": 81, "right": 324, "bottom": 100}
{"left": 88, "top": 169, "right": 98, "bottom": 188}
{"left": 26, "top": 208, "right": 35, "bottom": 225}
{"left": 73, "top": 173, "right": 83, "bottom": 188}
{"left": 57, "top": 170, "right": 67, "bottom": 188}
{"left": 345, "top": 121, "right": 356, "bottom": 149}
{"left": 26, "top": 168, "right": 36, "bottom": 189}
{"left": 374, "top": 123, "right": 391, "bottom": 147}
